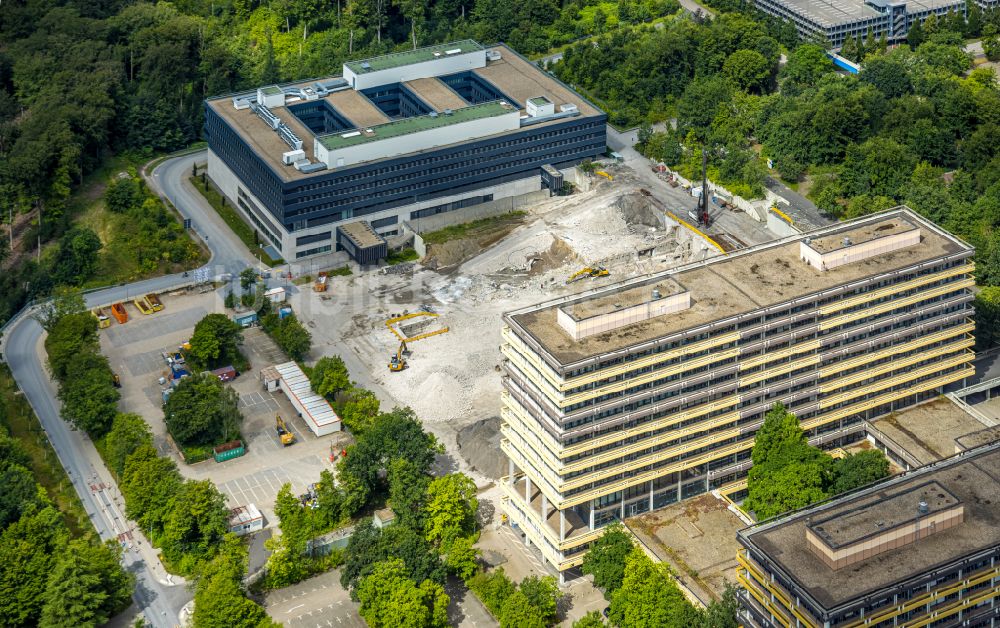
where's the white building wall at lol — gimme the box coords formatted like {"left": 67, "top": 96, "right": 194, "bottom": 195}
{"left": 208, "top": 146, "right": 543, "bottom": 260}
{"left": 317, "top": 110, "right": 521, "bottom": 168}
{"left": 343, "top": 50, "right": 486, "bottom": 90}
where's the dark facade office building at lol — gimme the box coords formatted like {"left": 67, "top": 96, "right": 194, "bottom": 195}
{"left": 737, "top": 442, "right": 1000, "bottom": 627}
{"left": 204, "top": 40, "right": 606, "bottom": 261}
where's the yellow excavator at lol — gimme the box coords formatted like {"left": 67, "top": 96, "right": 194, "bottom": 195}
{"left": 566, "top": 266, "right": 610, "bottom": 284}
{"left": 275, "top": 415, "right": 295, "bottom": 446}
{"left": 388, "top": 341, "right": 409, "bottom": 372}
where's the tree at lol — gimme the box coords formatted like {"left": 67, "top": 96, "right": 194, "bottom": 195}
{"left": 830, "top": 449, "right": 890, "bottom": 494}
{"left": 310, "top": 355, "right": 350, "bottom": 399}
{"left": 467, "top": 568, "right": 516, "bottom": 616}
{"left": 975, "top": 286, "right": 1000, "bottom": 350}
{"left": 573, "top": 611, "right": 606, "bottom": 627}
{"left": 722, "top": 49, "right": 772, "bottom": 93}
{"left": 44, "top": 311, "right": 98, "bottom": 379}
{"left": 389, "top": 458, "right": 431, "bottom": 531}
{"left": 499, "top": 590, "right": 547, "bottom": 628}
{"left": 518, "top": 575, "right": 560, "bottom": 625}
{"left": 163, "top": 373, "right": 242, "bottom": 446}
{"left": 698, "top": 582, "right": 740, "bottom": 628}
{"left": 356, "top": 559, "right": 449, "bottom": 628}
{"left": 188, "top": 313, "right": 242, "bottom": 368}
{"left": 57, "top": 351, "right": 120, "bottom": 436}
{"left": 36, "top": 287, "right": 87, "bottom": 333}
{"left": 265, "top": 484, "right": 311, "bottom": 587}
{"left": 339, "top": 387, "right": 381, "bottom": 435}
{"left": 0, "top": 462, "right": 42, "bottom": 529}
{"left": 677, "top": 76, "right": 733, "bottom": 140}
{"left": 781, "top": 44, "right": 833, "bottom": 88}
{"left": 105, "top": 177, "right": 141, "bottom": 214}
{"left": 0, "top": 507, "right": 67, "bottom": 626}
{"left": 120, "top": 445, "right": 182, "bottom": 537}
{"left": 442, "top": 534, "right": 479, "bottom": 581}
{"left": 423, "top": 473, "right": 478, "bottom": 547}
{"left": 105, "top": 413, "right": 153, "bottom": 478}
{"left": 341, "top": 520, "right": 446, "bottom": 593}
{"left": 161, "top": 480, "right": 229, "bottom": 570}
{"left": 582, "top": 522, "right": 633, "bottom": 598}
{"left": 840, "top": 137, "right": 917, "bottom": 198}
{"left": 53, "top": 227, "right": 102, "bottom": 285}
{"left": 39, "top": 539, "right": 133, "bottom": 628}
{"left": 193, "top": 534, "right": 276, "bottom": 628}
{"left": 609, "top": 548, "right": 699, "bottom": 628}
{"left": 908, "top": 18, "right": 925, "bottom": 47}
{"left": 239, "top": 267, "right": 257, "bottom": 291}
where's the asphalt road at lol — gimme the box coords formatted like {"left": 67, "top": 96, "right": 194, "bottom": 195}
{"left": 2, "top": 149, "right": 253, "bottom": 627}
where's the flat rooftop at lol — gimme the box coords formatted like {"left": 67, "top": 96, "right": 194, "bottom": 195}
{"left": 317, "top": 101, "right": 515, "bottom": 151}
{"left": 807, "top": 480, "right": 959, "bottom": 550}
{"left": 324, "top": 89, "right": 391, "bottom": 128}
{"left": 742, "top": 443, "right": 1000, "bottom": 610}
{"left": 770, "top": 0, "right": 963, "bottom": 28}
{"left": 403, "top": 78, "right": 468, "bottom": 111}
{"left": 870, "top": 397, "right": 986, "bottom": 465}
{"left": 337, "top": 221, "right": 385, "bottom": 249}
{"left": 805, "top": 217, "right": 916, "bottom": 254}
{"left": 509, "top": 209, "right": 970, "bottom": 366}
{"left": 564, "top": 278, "right": 686, "bottom": 321}
{"left": 345, "top": 40, "right": 483, "bottom": 73}
{"left": 956, "top": 426, "right": 1000, "bottom": 451}
{"left": 206, "top": 43, "right": 602, "bottom": 181}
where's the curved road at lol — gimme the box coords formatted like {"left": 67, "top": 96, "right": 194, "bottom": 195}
{"left": 3, "top": 150, "right": 252, "bottom": 627}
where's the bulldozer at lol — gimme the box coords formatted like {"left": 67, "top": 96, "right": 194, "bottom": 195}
{"left": 566, "top": 266, "right": 610, "bottom": 284}
{"left": 275, "top": 415, "right": 295, "bottom": 446}
{"left": 388, "top": 340, "right": 409, "bottom": 372}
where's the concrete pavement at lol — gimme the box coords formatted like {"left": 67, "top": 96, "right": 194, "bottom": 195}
{"left": 1, "top": 148, "right": 255, "bottom": 628}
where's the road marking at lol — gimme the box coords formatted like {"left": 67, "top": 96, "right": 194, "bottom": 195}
{"left": 287, "top": 604, "right": 305, "bottom": 614}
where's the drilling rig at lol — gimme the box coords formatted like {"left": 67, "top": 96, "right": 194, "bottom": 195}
{"left": 698, "top": 148, "right": 711, "bottom": 227}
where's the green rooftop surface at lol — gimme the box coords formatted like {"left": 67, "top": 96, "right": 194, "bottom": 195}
{"left": 345, "top": 40, "right": 483, "bottom": 73}
{"left": 529, "top": 96, "right": 552, "bottom": 105}
{"left": 318, "top": 101, "right": 515, "bottom": 151}
{"left": 260, "top": 85, "right": 282, "bottom": 95}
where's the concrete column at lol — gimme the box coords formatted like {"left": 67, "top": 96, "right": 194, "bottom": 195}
{"left": 620, "top": 494, "right": 625, "bottom": 520}
{"left": 649, "top": 480, "right": 654, "bottom": 512}
{"left": 525, "top": 476, "right": 532, "bottom": 503}
{"left": 560, "top": 510, "right": 566, "bottom": 541}
{"left": 559, "top": 572, "right": 566, "bottom": 586}
{"left": 508, "top": 457, "right": 515, "bottom": 483}
{"left": 542, "top": 495, "right": 549, "bottom": 522}
{"left": 589, "top": 501, "right": 595, "bottom": 530}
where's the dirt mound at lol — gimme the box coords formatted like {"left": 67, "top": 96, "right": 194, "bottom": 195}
{"left": 528, "top": 236, "right": 578, "bottom": 276}
{"left": 617, "top": 193, "right": 664, "bottom": 229}
{"left": 457, "top": 416, "right": 504, "bottom": 480}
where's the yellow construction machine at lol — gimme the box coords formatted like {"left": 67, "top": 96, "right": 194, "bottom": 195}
{"left": 388, "top": 341, "right": 409, "bottom": 372}
{"left": 275, "top": 415, "right": 295, "bottom": 446}
{"left": 566, "top": 267, "right": 610, "bottom": 284}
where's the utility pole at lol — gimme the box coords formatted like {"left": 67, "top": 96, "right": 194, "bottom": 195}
{"left": 36, "top": 199, "right": 42, "bottom": 264}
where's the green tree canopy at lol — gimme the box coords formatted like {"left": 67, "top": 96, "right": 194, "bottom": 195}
{"left": 310, "top": 355, "right": 350, "bottom": 399}
{"left": 830, "top": 449, "right": 891, "bottom": 494}
{"left": 163, "top": 372, "right": 242, "bottom": 446}
{"left": 193, "top": 534, "right": 277, "bottom": 628}
{"left": 581, "top": 522, "right": 633, "bottom": 598}
{"left": 356, "top": 559, "right": 449, "bottom": 628}
{"left": 609, "top": 547, "right": 700, "bottom": 628}
{"left": 161, "top": 480, "right": 229, "bottom": 569}
{"left": 39, "top": 539, "right": 134, "bottom": 628}
{"left": 105, "top": 413, "right": 153, "bottom": 478}
{"left": 423, "top": 473, "right": 478, "bottom": 547}
{"left": 722, "top": 49, "right": 772, "bottom": 93}
{"left": 188, "top": 313, "right": 243, "bottom": 368}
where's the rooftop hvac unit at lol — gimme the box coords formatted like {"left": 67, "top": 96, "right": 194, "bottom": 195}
{"left": 486, "top": 50, "right": 502, "bottom": 61}
{"left": 341, "top": 131, "right": 362, "bottom": 138}
{"left": 559, "top": 103, "right": 578, "bottom": 113}
{"left": 360, "top": 62, "right": 371, "bottom": 71}
{"left": 293, "top": 159, "right": 312, "bottom": 171}
{"left": 282, "top": 149, "right": 306, "bottom": 165}
{"left": 277, "top": 123, "right": 303, "bottom": 149}
{"left": 445, "top": 48, "right": 462, "bottom": 55}
{"left": 434, "top": 51, "right": 442, "bottom": 57}
{"left": 429, "top": 111, "right": 439, "bottom": 118}
{"left": 443, "top": 109, "right": 453, "bottom": 115}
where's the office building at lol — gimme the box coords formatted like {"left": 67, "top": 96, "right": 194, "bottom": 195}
{"left": 499, "top": 207, "right": 975, "bottom": 573}
{"left": 753, "top": 0, "right": 965, "bottom": 48}
{"left": 736, "top": 442, "right": 1000, "bottom": 627}
{"left": 204, "top": 41, "right": 606, "bottom": 261}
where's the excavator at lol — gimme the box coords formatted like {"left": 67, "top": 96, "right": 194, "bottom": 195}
{"left": 275, "top": 415, "right": 295, "bottom": 446}
{"left": 566, "top": 266, "right": 610, "bottom": 284}
{"left": 388, "top": 340, "right": 409, "bottom": 372}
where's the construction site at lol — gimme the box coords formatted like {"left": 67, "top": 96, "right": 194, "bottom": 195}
{"left": 300, "top": 165, "right": 752, "bottom": 484}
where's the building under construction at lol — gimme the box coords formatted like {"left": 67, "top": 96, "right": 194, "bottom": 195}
{"left": 736, "top": 442, "right": 1000, "bottom": 627}
{"left": 499, "top": 206, "right": 975, "bottom": 573}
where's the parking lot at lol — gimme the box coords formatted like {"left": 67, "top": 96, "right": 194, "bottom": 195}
{"left": 99, "top": 289, "right": 352, "bottom": 524}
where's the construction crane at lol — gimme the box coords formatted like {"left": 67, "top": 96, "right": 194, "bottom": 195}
{"left": 566, "top": 266, "right": 610, "bottom": 284}
{"left": 388, "top": 341, "right": 409, "bottom": 372}
{"left": 697, "top": 147, "right": 711, "bottom": 228}
{"left": 275, "top": 415, "right": 295, "bottom": 446}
